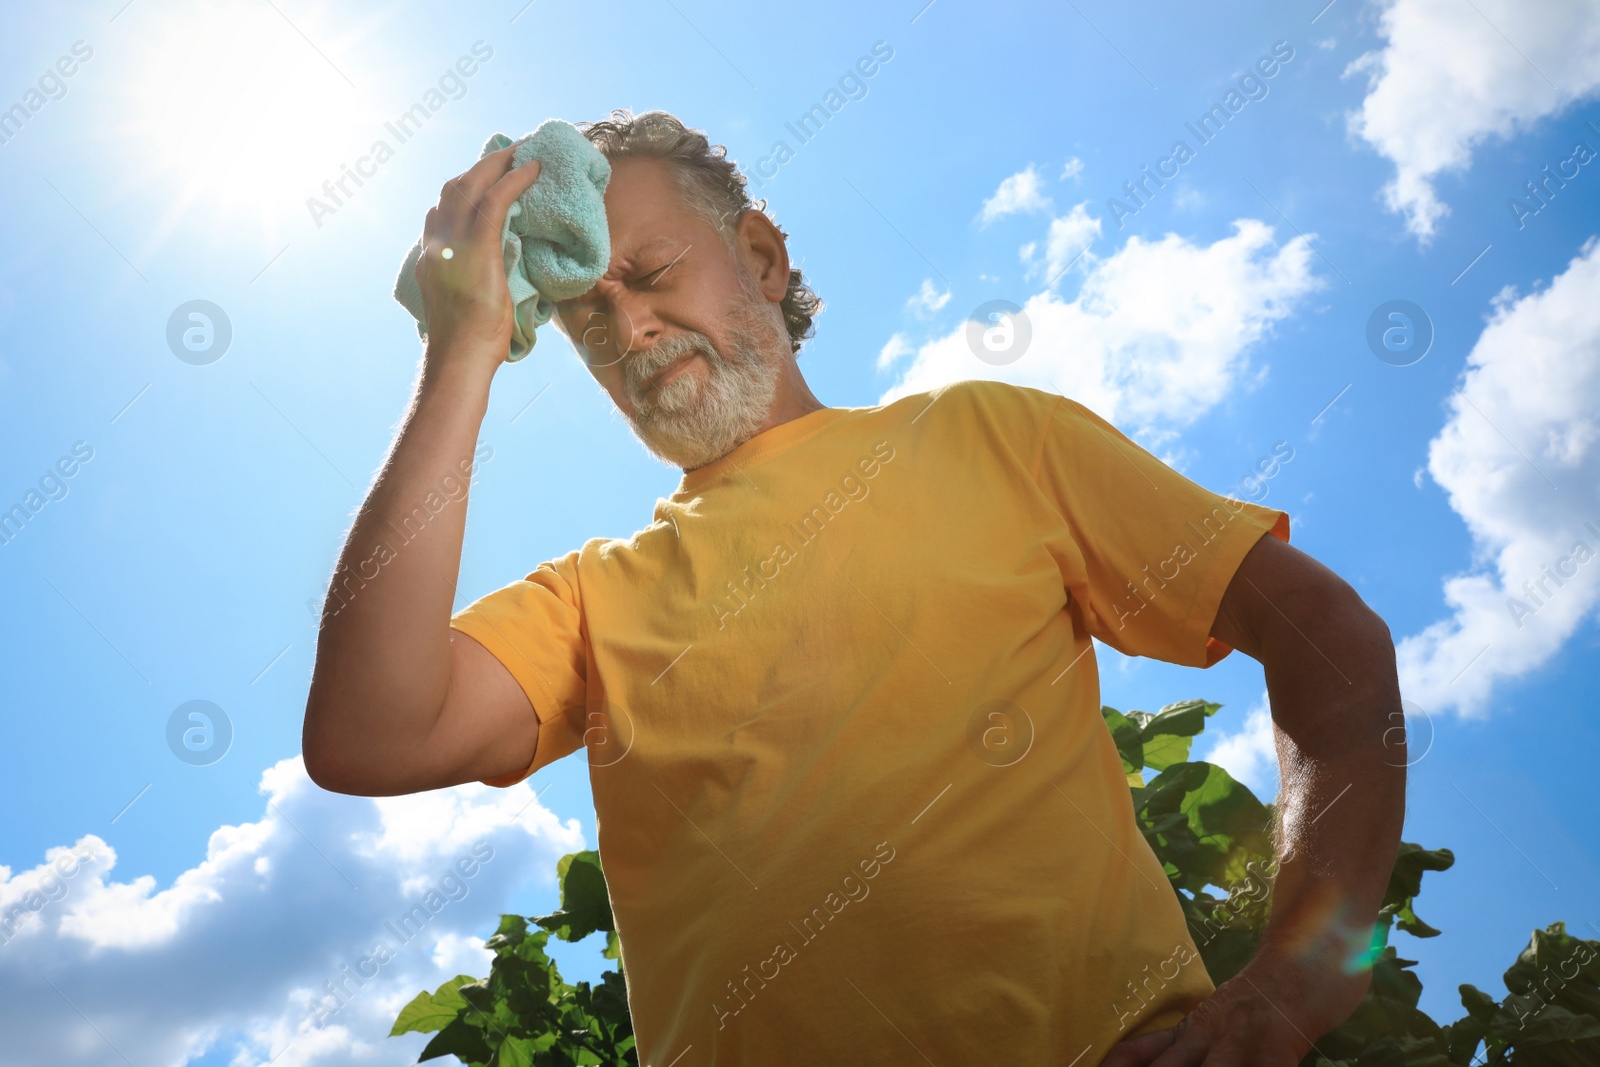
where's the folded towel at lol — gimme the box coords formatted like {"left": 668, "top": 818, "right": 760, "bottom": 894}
{"left": 393, "top": 120, "right": 612, "bottom": 362}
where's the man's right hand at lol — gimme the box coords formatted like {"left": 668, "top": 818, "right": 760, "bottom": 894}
{"left": 412, "top": 144, "right": 543, "bottom": 376}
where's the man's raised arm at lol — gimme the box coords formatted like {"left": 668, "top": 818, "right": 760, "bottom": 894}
{"left": 301, "top": 146, "right": 545, "bottom": 797}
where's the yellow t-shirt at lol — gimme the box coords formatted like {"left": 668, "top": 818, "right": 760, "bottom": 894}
{"left": 449, "top": 379, "right": 1290, "bottom": 1066}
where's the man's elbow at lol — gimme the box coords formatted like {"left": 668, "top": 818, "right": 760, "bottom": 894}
{"left": 1260, "top": 572, "right": 1398, "bottom": 696}
{"left": 303, "top": 744, "right": 396, "bottom": 797}
{"left": 1341, "top": 588, "right": 1393, "bottom": 648}
{"left": 1320, "top": 580, "right": 1398, "bottom": 680}
{"left": 1343, "top": 586, "right": 1396, "bottom": 661}
{"left": 301, "top": 700, "right": 373, "bottom": 795}
{"left": 301, "top": 717, "right": 346, "bottom": 793}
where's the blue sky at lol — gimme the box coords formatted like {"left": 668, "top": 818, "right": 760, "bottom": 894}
{"left": 2, "top": 0, "right": 1598, "bottom": 1063}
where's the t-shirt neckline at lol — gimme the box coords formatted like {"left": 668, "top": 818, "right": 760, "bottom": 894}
{"left": 672, "top": 404, "right": 861, "bottom": 496}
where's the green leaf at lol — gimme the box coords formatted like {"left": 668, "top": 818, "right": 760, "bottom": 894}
{"left": 1381, "top": 843, "right": 1455, "bottom": 940}
{"left": 535, "top": 851, "right": 615, "bottom": 944}
{"left": 417, "top": 1016, "right": 495, "bottom": 1064}
{"left": 1101, "top": 706, "right": 1144, "bottom": 774}
{"left": 1139, "top": 732, "right": 1191, "bottom": 772}
{"left": 391, "top": 974, "right": 480, "bottom": 1036}
{"left": 1512, "top": 1002, "right": 1600, "bottom": 1045}
{"left": 485, "top": 913, "right": 532, "bottom": 953}
{"left": 460, "top": 977, "right": 497, "bottom": 1013}
{"left": 1436, "top": 925, "right": 1600, "bottom": 1066}
{"left": 1139, "top": 700, "right": 1221, "bottom": 771}
{"left": 494, "top": 1034, "right": 540, "bottom": 1066}
{"left": 1501, "top": 922, "right": 1600, "bottom": 1022}
{"left": 1178, "top": 762, "right": 1273, "bottom": 887}
{"left": 1309, "top": 947, "right": 1451, "bottom": 1064}
{"left": 1458, "top": 983, "right": 1500, "bottom": 1022}
{"left": 593, "top": 968, "right": 630, "bottom": 1017}
{"left": 1443, "top": 991, "right": 1492, "bottom": 1066}
{"left": 1140, "top": 762, "right": 1210, "bottom": 816}
{"left": 1144, "top": 701, "right": 1218, "bottom": 737}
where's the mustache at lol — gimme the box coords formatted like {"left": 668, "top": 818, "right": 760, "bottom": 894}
{"left": 626, "top": 333, "right": 714, "bottom": 396}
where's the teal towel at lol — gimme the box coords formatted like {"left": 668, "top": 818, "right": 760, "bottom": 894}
{"left": 393, "top": 120, "right": 612, "bottom": 362}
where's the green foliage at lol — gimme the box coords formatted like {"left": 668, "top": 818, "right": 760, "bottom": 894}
{"left": 1447, "top": 922, "right": 1600, "bottom": 1066}
{"left": 534, "top": 851, "right": 621, "bottom": 963}
{"left": 1103, "top": 699, "right": 1600, "bottom": 1067}
{"left": 392, "top": 697, "right": 1600, "bottom": 1066}
{"left": 389, "top": 850, "right": 635, "bottom": 1066}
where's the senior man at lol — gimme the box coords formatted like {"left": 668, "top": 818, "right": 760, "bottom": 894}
{"left": 302, "top": 109, "right": 1404, "bottom": 1066}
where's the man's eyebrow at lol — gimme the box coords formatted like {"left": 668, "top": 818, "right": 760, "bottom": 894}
{"left": 560, "top": 237, "right": 687, "bottom": 307}
{"left": 648, "top": 242, "right": 693, "bottom": 286}
{"left": 620, "top": 235, "right": 680, "bottom": 262}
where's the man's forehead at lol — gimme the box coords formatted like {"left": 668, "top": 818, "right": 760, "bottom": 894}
{"left": 604, "top": 160, "right": 707, "bottom": 262}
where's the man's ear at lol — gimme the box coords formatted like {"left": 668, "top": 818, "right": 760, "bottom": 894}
{"left": 733, "top": 210, "right": 791, "bottom": 304}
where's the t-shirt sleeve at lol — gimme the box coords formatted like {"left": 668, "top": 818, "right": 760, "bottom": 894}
{"left": 448, "top": 548, "right": 589, "bottom": 786}
{"left": 1030, "top": 395, "right": 1290, "bottom": 668}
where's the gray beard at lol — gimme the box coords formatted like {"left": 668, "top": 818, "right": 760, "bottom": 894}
{"left": 621, "top": 293, "right": 787, "bottom": 470}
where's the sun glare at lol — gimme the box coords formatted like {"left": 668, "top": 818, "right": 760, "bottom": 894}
{"left": 116, "top": 0, "right": 397, "bottom": 245}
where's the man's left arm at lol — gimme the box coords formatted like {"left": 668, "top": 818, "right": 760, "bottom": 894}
{"left": 1106, "top": 531, "right": 1406, "bottom": 1067}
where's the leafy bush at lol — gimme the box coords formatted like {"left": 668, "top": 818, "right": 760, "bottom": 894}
{"left": 390, "top": 850, "right": 635, "bottom": 1066}
{"left": 392, "top": 699, "right": 1600, "bottom": 1066}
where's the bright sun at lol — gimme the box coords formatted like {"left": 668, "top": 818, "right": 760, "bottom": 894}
{"left": 116, "top": 0, "right": 398, "bottom": 244}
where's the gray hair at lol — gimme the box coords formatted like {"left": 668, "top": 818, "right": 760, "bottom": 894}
{"left": 575, "top": 108, "right": 823, "bottom": 356}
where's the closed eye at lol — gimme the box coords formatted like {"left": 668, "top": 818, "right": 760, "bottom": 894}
{"left": 640, "top": 244, "right": 691, "bottom": 287}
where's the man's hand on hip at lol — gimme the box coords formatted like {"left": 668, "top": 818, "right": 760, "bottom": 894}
{"left": 1102, "top": 935, "right": 1373, "bottom": 1066}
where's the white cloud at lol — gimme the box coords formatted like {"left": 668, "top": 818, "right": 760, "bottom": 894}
{"left": 1060, "top": 157, "right": 1085, "bottom": 180}
{"left": 430, "top": 932, "right": 494, "bottom": 975}
{"left": 876, "top": 331, "right": 914, "bottom": 372}
{"left": 979, "top": 165, "right": 1052, "bottom": 225}
{"left": 1397, "top": 237, "right": 1600, "bottom": 717}
{"left": 1198, "top": 691, "right": 1279, "bottom": 797}
{"left": 0, "top": 757, "right": 585, "bottom": 1066}
{"left": 905, "top": 278, "right": 952, "bottom": 317}
{"left": 1022, "top": 201, "right": 1103, "bottom": 286}
{"left": 1345, "top": 0, "right": 1600, "bottom": 240}
{"left": 880, "top": 218, "right": 1322, "bottom": 435}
